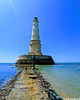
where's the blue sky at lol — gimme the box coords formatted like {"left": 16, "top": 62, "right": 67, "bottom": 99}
{"left": 0, "top": 0, "right": 80, "bottom": 63}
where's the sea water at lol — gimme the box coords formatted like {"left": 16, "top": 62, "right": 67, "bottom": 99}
{"left": 0, "top": 63, "right": 80, "bottom": 98}
{"left": 36, "top": 63, "right": 80, "bottom": 98}
{"left": 0, "top": 63, "right": 18, "bottom": 89}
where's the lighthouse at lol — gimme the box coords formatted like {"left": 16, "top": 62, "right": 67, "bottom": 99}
{"left": 28, "top": 17, "right": 42, "bottom": 55}
{"left": 16, "top": 17, "right": 55, "bottom": 65}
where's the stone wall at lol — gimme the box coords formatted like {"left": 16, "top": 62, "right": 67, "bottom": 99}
{"left": 16, "top": 55, "right": 55, "bottom": 65}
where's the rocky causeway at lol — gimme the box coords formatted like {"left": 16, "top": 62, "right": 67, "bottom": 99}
{"left": 0, "top": 67, "right": 63, "bottom": 100}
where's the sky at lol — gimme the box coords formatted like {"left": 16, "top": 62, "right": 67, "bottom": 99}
{"left": 0, "top": 0, "right": 80, "bottom": 63}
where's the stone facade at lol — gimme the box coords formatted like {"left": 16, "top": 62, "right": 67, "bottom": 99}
{"left": 28, "top": 17, "right": 42, "bottom": 55}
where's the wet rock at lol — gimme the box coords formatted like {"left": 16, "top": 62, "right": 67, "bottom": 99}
{"left": 29, "top": 77, "right": 37, "bottom": 79}
{"left": 41, "top": 97, "right": 44, "bottom": 99}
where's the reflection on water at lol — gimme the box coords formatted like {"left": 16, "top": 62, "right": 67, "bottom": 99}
{"left": 36, "top": 63, "right": 80, "bottom": 98}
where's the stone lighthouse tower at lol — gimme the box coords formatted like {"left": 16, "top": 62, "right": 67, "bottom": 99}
{"left": 16, "top": 17, "right": 55, "bottom": 65}
{"left": 28, "top": 17, "right": 42, "bottom": 55}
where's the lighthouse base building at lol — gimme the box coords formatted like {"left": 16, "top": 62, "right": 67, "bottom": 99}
{"left": 16, "top": 17, "right": 55, "bottom": 65}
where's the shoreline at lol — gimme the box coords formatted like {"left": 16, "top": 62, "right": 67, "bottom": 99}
{"left": 0, "top": 67, "right": 63, "bottom": 100}
{"left": 0, "top": 70, "right": 22, "bottom": 99}
{"left": 36, "top": 68, "right": 72, "bottom": 98}
{"left": 34, "top": 69, "right": 63, "bottom": 100}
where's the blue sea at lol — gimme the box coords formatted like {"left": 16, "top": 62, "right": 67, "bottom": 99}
{"left": 36, "top": 63, "right": 80, "bottom": 98}
{"left": 0, "top": 63, "right": 19, "bottom": 89}
{"left": 0, "top": 63, "right": 80, "bottom": 98}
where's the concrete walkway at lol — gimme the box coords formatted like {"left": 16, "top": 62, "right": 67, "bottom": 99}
{"left": 5, "top": 69, "right": 50, "bottom": 100}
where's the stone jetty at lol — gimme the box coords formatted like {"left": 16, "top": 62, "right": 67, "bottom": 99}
{"left": 1, "top": 66, "right": 63, "bottom": 100}
{"left": 2, "top": 68, "right": 50, "bottom": 100}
